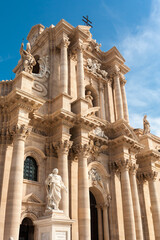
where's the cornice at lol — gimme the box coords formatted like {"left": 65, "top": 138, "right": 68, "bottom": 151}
{"left": 136, "top": 149, "right": 160, "bottom": 160}
{"left": 1, "top": 88, "right": 45, "bottom": 113}
{"left": 108, "top": 135, "right": 143, "bottom": 151}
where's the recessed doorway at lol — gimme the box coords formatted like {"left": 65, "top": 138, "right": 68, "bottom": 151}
{"left": 19, "top": 217, "right": 34, "bottom": 240}
{"left": 90, "top": 191, "right": 98, "bottom": 240}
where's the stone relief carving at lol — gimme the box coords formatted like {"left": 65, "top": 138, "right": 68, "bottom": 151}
{"left": 32, "top": 56, "right": 50, "bottom": 97}
{"left": 93, "top": 39, "right": 102, "bottom": 52}
{"left": 88, "top": 168, "right": 103, "bottom": 188}
{"left": 93, "top": 127, "right": 108, "bottom": 139}
{"left": 87, "top": 58, "right": 108, "bottom": 79}
{"left": 20, "top": 42, "right": 36, "bottom": 74}
{"left": 45, "top": 168, "right": 67, "bottom": 211}
{"left": 143, "top": 115, "right": 150, "bottom": 134}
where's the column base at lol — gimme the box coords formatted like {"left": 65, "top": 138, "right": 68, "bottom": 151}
{"left": 34, "top": 210, "right": 74, "bottom": 240}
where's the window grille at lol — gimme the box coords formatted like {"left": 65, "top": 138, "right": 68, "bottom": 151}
{"left": 24, "top": 156, "right": 38, "bottom": 181}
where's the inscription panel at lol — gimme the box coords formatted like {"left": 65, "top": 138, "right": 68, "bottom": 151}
{"left": 56, "top": 231, "right": 67, "bottom": 240}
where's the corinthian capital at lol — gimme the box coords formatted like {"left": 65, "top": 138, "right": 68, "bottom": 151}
{"left": 130, "top": 163, "right": 139, "bottom": 175}
{"left": 109, "top": 65, "right": 120, "bottom": 78}
{"left": 144, "top": 170, "right": 158, "bottom": 182}
{"left": 11, "top": 124, "right": 32, "bottom": 141}
{"left": 73, "top": 143, "right": 91, "bottom": 158}
{"left": 116, "top": 159, "right": 130, "bottom": 172}
{"left": 61, "top": 37, "right": 70, "bottom": 48}
{"left": 53, "top": 140, "right": 73, "bottom": 155}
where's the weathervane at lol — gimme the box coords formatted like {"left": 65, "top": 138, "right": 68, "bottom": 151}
{"left": 82, "top": 15, "right": 93, "bottom": 28}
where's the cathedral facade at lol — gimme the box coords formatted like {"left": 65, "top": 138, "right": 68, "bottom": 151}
{"left": 0, "top": 19, "right": 160, "bottom": 240}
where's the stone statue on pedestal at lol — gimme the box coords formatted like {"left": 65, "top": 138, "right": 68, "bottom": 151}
{"left": 20, "top": 42, "right": 36, "bottom": 74}
{"left": 85, "top": 90, "right": 93, "bottom": 108}
{"left": 143, "top": 115, "right": 150, "bottom": 134}
{"left": 45, "top": 168, "right": 67, "bottom": 210}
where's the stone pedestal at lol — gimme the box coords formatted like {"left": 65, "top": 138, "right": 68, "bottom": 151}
{"left": 34, "top": 210, "right": 74, "bottom": 240}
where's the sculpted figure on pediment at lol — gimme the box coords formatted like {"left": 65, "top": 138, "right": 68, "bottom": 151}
{"left": 143, "top": 115, "right": 150, "bottom": 134}
{"left": 45, "top": 168, "right": 67, "bottom": 210}
{"left": 20, "top": 42, "right": 36, "bottom": 74}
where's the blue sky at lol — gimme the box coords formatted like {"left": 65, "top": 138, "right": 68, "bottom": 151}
{"left": 1, "top": 0, "right": 160, "bottom": 136}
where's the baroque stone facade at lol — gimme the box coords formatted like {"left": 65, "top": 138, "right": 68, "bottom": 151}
{"left": 0, "top": 19, "right": 160, "bottom": 240}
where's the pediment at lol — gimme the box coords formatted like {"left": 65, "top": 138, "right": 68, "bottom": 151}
{"left": 104, "top": 119, "right": 139, "bottom": 142}
{"left": 23, "top": 193, "right": 43, "bottom": 204}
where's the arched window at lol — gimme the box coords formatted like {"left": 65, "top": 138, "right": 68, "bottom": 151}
{"left": 24, "top": 156, "right": 38, "bottom": 181}
{"left": 32, "top": 55, "right": 40, "bottom": 74}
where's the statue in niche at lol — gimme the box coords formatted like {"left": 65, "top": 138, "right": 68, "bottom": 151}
{"left": 143, "top": 115, "right": 150, "bottom": 134}
{"left": 45, "top": 168, "right": 67, "bottom": 210}
{"left": 20, "top": 42, "right": 36, "bottom": 74}
{"left": 85, "top": 90, "right": 93, "bottom": 108}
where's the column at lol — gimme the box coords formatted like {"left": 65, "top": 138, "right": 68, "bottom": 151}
{"left": 104, "top": 83, "right": 109, "bottom": 121}
{"left": 99, "top": 83, "right": 106, "bottom": 119}
{"left": 103, "top": 204, "right": 110, "bottom": 240}
{"left": 4, "top": 124, "right": 30, "bottom": 240}
{"left": 121, "top": 80, "right": 129, "bottom": 122}
{"left": 106, "top": 78, "right": 115, "bottom": 122}
{"left": 60, "top": 37, "right": 70, "bottom": 94}
{"left": 145, "top": 171, "right": 160, "bottom": 239}
{"left": 130, "top": 164, "right": 144, "bottom": 240}
{"left": 53, "top": 140, "right": 72, "bottom": 216}
{"left": 76, "top": 143, "right": 91, "bottom": 240}
{"left": 113, "top": 66, "right": 124, "bottom": 120}
{"left": 77, "top": 42, "right": 85, "bottom": 98}
{"left": 96, "top": 205, "right": 103, "bottom": 240}
{"left": 117, "top": 160, "right": 136, "bottom": 240}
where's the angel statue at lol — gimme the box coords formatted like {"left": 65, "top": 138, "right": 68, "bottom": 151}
{"left": 45, "top": 168, "right": 67, "bottom": 210}
{"left": 20, "top": 42, "right": 36, "bottom": 74}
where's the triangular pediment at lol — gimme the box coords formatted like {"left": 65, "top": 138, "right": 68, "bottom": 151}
{"left": 104, "top": 119, "right": 139, "bottom": 141}
{"left": 23, "top": 193, "right": 43, "bottom": 204}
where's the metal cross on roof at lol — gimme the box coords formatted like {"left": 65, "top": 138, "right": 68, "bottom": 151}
{"left": 82, "top": 15, "right": 93, "bottom": 28}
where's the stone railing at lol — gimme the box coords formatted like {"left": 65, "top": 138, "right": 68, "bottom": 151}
{"left": 0, "top": 80, "right": 13, "bottom": 96}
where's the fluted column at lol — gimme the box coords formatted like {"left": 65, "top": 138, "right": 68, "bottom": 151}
{"left": 96, "top": 205, "right": 103, "bottom": 240}
{"left": 53, "top": 140, "right": 72, "bottom": 216}
{"left": 117, "top": 160, "right": 136, "bottom": 240}
{"left": 106, "top": 78, "right": 115, "bottom": 122}
{"left": 121, "top": 78, "right": 129, "bottom": 122}
{"left": 99, "top": 83, "right": 106, "bottom": 119}
{"left": 4, "top": 124, "right": 30, "bottom": 240}
{"left": 77, "top": 42, "right": 85, "bottom": 98}
{"left": 113, "top": 66, "right": 124, "bottom": 120}
{"left": 145, "top": 171, "right": 160, "bottom": 239}
{"left": 103, "top": 204, "right": 110, "bottom": 240}
{"left": 60, "top": 37, "right": 70, "bottom": 93}
{"left": 130, "top": 164, "right": 144, "bottom": 240}
{"left": 75, "top": 143, "right": 91, "bottom": 240}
